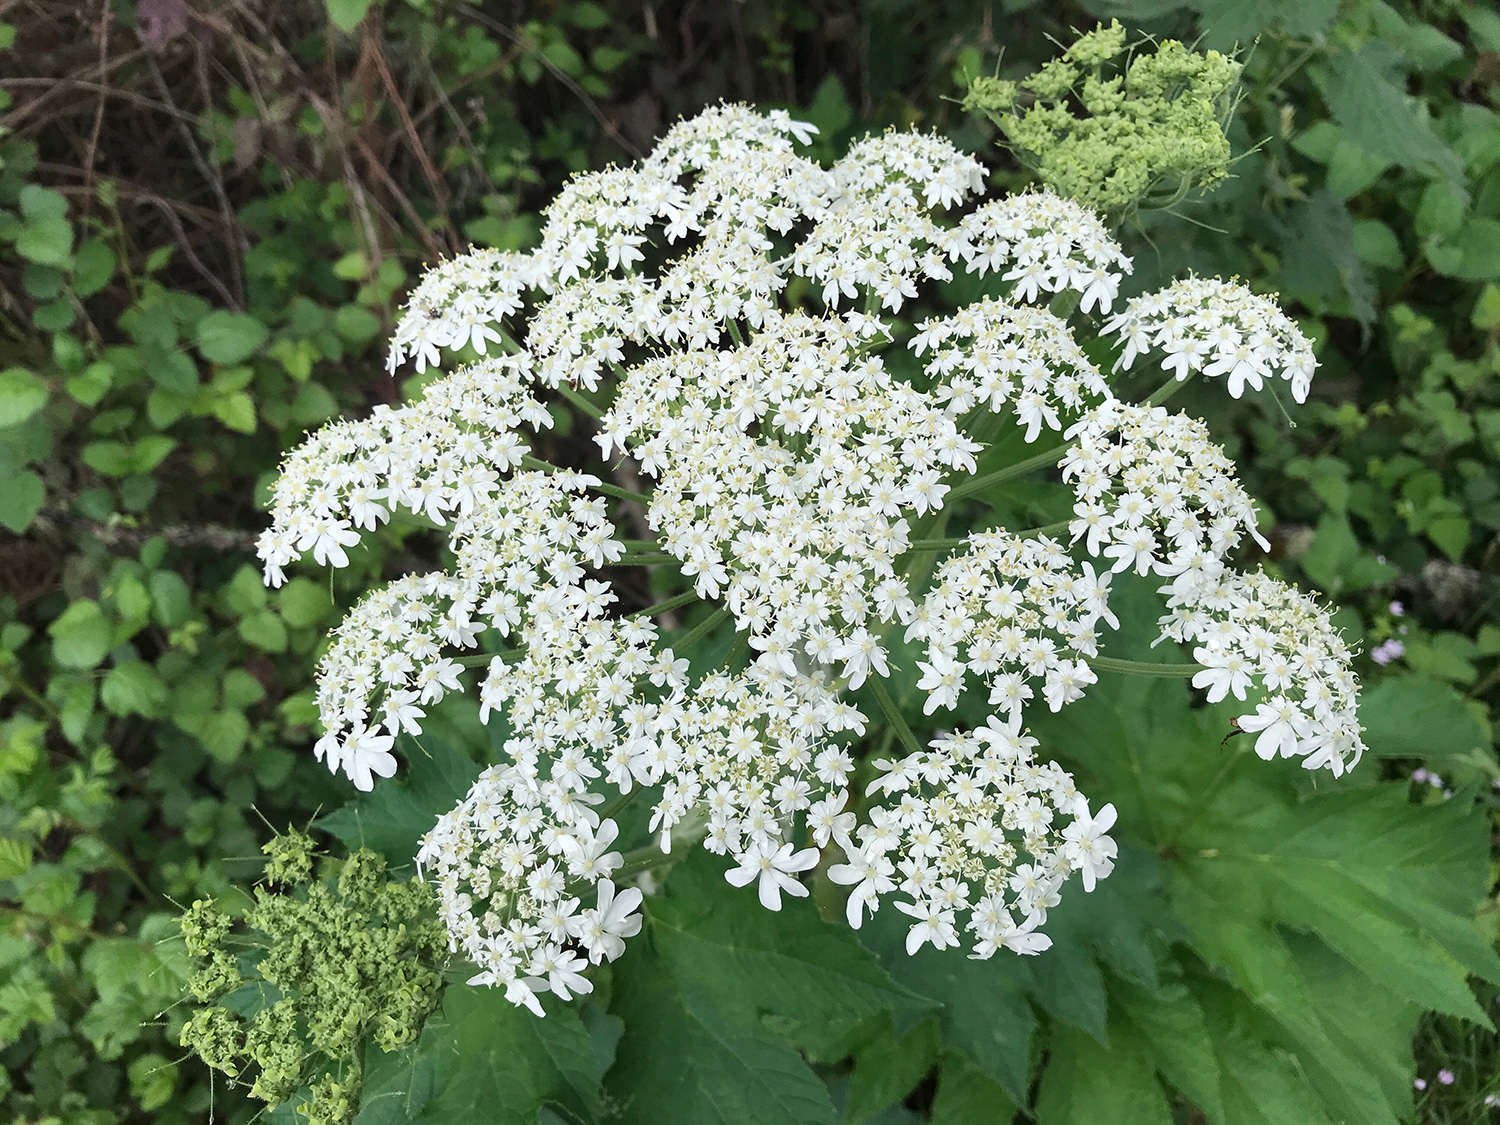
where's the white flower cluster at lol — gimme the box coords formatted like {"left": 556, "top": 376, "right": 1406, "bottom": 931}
{"left": 914, "top": 300, "right": 1112, "bottom": 442}
{"left": 600, "top": 311, "right": 980, "bottom": 669}
{"left": 949, "top": 191, "right": 1134, "bottom": 312}
{"left": 1104, "top": 275, "right": 1318, "bottom": 402}
{"left": 1062, "top": 401, "right": 1268, "bottom": 584}
{"left": 792, "top": 130, "right": 985, "bottom": 311}
{"left": 908, "top": 531, "right": 1113, "bottom": 717}
{"left": 257, "top": 103, "right": 1357, "bottom": 1013}
{"left": 1159, "top": 569, "right": 1365, "bottom": 776}
{"left": 834, "top": 716, "right": 1117, "bottom": 958}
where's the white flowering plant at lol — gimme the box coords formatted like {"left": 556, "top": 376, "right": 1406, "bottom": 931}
{"left": 250, "top": 95, "right": 1379, "bottom": 1023}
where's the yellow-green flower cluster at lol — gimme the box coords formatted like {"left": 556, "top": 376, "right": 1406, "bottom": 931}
{"left": 177, "top": 831, "right": 449, "bottom": 1125}
{"left": 964, "top": 22, "right": 1240, "bottom": 217}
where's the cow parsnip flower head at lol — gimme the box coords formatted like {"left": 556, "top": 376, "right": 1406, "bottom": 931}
{"left": 258, "top": 100, "right": 1360, "bottom": 1013}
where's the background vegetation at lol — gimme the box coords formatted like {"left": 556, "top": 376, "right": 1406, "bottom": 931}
{"left": 0, "top": 0, "right": 1496, "bottom": 1121}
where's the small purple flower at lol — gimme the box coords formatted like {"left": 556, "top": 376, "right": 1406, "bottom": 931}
{"left": 1415, "top": 1078, "right": 1427, "bottom": 1091}
{"left": 1372, "top": 638, "right": 1405, "bottom": 665}
{"left": 1439, "top": 1069, "right": 1456, "bottom": 1086}
{"left": 1485, "top": 1092, "right": 1500, "bottom": 1107}
{"left": 1389, "top": 600, "right": 1405, "bottom": 617}
{"left": 1412, "top": 768, "right": 1430, "bottom": 784}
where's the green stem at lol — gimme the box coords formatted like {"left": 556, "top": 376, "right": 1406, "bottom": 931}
{"left": 723, "top": 630, "right": 750, "bottom": 671}
{"left": 946, "top": 444, "right": 1068, "bottom": 505}
{"left": 671, "top": 607, "right": 731, "bottom": 653}
{"left": 520, "top": 454, "right": 653, "bottom": 505}
{"left": 1018, "top": 519, "right": 1070, "bottom": 540}
{"left": 618, "top": 552, "right": 679, "bottom": 566}
{"left": 867, "top": 675, "right": 925, "bottom": 758}
{"left": 0, "top": 666, "right": 61, "bottom": 723}
{"left": 630, "top": 589, "right": 699, "bottom": 619}
{"left": 556, "top": 385, "right": 604, "bottom": 420}
{"left": 455, "top": 649, "right": 526, "bottom": 668}
{"left": 1089, "top": 655, "right": 1205, "bottom": 678}
{"left": 1146, "top": 369, "right": 1197, "bottom": 407}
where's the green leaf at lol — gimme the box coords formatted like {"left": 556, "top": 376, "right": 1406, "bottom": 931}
{"left": 212, "top": 391, "right": 257, "bottom": 433}
{"left": 1033, "top": 1021, "right": 1172, "bottom": 1125}
{"left": 1168, "top": 783, "right": 1500, "bottom": 1121}
{"left": 101, "top": 661, "right": 169, "bottom": 718}
{"left": 0, "top": 367, "right": 47, "bottom": 428}
{"left": 1359, "top": 676, "right": 1491, "bottom": 762}
{"left": 861, "top": 908, "right": 1034, "bottom": 1103}
{"left": 358, "top": 986, "right": 601, "bottom": 1124}
{"left": 278, "top": 577, "right": 332, "bottom": 628}
{"left": 194, "top": 310, "right": 269, "bottom": 364}
{"left": 845, "top": 1016, "right": 939, "bottom": 1125}
{"left": 608, "top": 941, "right": 836, "bottom": 1125}
{"left": 318, "top": 735, "right": 481, "bottom": 869}
{"left": 48, "top": 599, "right": 112, "bottom": 669}
{"left": 929, "top": 1050, "right": 1017, "bottom": 1125}
{"left": 1110, "top": 962, "right": 1224, "bottom": 1120}
{"left": 0, "top": 838, "right": 34, "bottom": 879}
{"left": 199, "top": 709, "right": 251, "bottom": 761}
{"left": 1320, "top": 46, "right": 1465, "bottom": 185}
{"left": 326, "top": 0, "right": 375, "bottom": 31}
{"left": 333, "top": 303, "right": 381, "bottom": 343}
{"left": 70, "top": 237, "right": 116, "bottom": 297}
{"left": 0, "top": 470, "right": 44, "bottom": 533}
{"left": 238, "top": 610, "right": 288, "bottom": 653}
{"left": 649, "top": 849, "right": 930, "bottom": 1030}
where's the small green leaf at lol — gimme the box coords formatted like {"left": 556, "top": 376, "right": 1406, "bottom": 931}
{"left": 238, "top": 610, "right": 288, "bottom": 653}
{"left": 101, "top": 661, "right": 169, "bottom": 718}
{"left": 0, "top": 470, "right": 44, "bottom": 532}
{"left": 326, "top": 0, "right": 375, "bottom": 32}
{"left": 278, "top": 577, "right": 332, "bottom": 628}
{"left": 0, "top": 367, "right": 47, "bottom": 428}
{"left": 0, "top": 838, "right": 34, "bottom": 879}
{"left": 212, "top": 391, "right": 257, "bottom": 433}
{"left": 194, "top": 310, "right": 269, "bottom": 364}
{"left": 48, "top": 599, "right": 113, "bottom": 669}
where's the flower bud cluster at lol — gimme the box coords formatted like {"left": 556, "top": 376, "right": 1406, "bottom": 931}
{"left": 1104, "top": 275, "right": 1318, "bottom": 402}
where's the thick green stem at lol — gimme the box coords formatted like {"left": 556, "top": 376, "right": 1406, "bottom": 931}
{"left": 946, "top": 444, "right": 1068, "bottom": 505}
{"left": 671, "top": 607, "right": 731, "bottom": 653}
{"left": 1089, "top": 655, "right": 1205, "bottom": 677}
{"left": 556, "top": 384, "right": 604, "bottom": 420}
{"left": 630, "top": 589, "right": 699, "bottom": 619}
{"left": 617, "top": 552, "right": 679, "bottom": 567}
{"left": 520, "top": 454, "right": 653, "bottom": 505}
{"left": 1146, "top": 369, "right": 1198, "bottom": 407}
{"left": 867, "top": 675, "right": 926, "bottom": 758}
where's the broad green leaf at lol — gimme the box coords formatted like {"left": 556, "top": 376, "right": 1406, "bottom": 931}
{"left": 1358, "top": 676, "right": 1490, "bottom": 761}
{"left": 929, "top": 1050, "right": 1017, "bottom": 1125}
{"left": 0, "top": 838, "right": 33, "bottom": 879}
{"left": 1110, "top": 962, "right": 1224, "bottom": 1120}
{"left": 194, "top": 310, "right": 269, "bottom": 364}
{"left": 1320, "top": 46, "right": 1465, "bottom": 185}
{"left": 278, "top": 577, "right": 332, "bottom": 628}
{"left": 48, "top": 599, "right": 112, "bottom": 669}
{"left": 650, "top": 850, "right": 929, "bottom": 1030}
{"left": 861, "top": 907, "right": 1035, "bottom": 1103}
{"left": 318, "top": 735, "right": 481, "bottom": 869}
{"left": 844, "top": 1016, "right": 939, "bottom": 1125}
{"left": 1033, "top": 1021, "right": 1171, "bottom": 1125}
{"left": 0, "top": 368, "right": 47, "bottom": 428}
{"left": 608, "top": 941, "right": 835, "bottom": 1125}
{"left": 357, "top": 985, "right": 602, "bottom": 1124}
